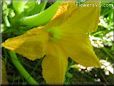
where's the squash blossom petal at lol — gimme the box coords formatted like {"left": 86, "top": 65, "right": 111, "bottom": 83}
{"left": 2, "top": 0, "right": 101, "bottom": 84}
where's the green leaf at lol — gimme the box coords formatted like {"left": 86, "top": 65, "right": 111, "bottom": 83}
{"left": 13, "top": 0, "right": 26, "bottom": 14}
{"left": 20, "top": 0, "right": 63, "bottom": 27}
{"left": 24, "top": 0, "right": 48, "bottom": 16}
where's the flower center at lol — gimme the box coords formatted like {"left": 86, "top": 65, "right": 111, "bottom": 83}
{"left": 47, "top": 27, "right": 62, "bottom": 41}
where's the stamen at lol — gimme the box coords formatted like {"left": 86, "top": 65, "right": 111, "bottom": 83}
{"left": 47, "top": 27, "right": 62, "bottom": 41}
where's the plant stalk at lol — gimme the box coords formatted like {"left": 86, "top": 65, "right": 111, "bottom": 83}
{"left": 9, "top": 51, "right": 38, "bottom": 85}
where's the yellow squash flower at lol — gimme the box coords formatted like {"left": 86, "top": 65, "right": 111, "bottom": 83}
{"left": 2, "top": 0, "right": 101, "bottom": 84}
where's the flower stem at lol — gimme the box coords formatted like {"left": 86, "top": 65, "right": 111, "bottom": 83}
{"left": 9, "top": 51, "right": 38, "bottom": 85}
